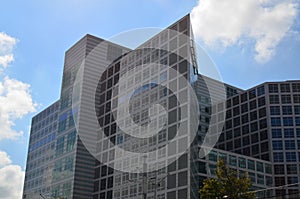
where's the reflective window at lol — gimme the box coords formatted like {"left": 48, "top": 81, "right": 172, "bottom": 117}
{"left": 247, "top": 159, "right": 255, "bottom": 170}
{"left": 238, "top": 157, "right": 246, "bottom": 168}
{"left": 284, "top": 129, "right": 294, "bottom": 138}
{"left": 272, "top": 129, "right": 282, "bottom": 138}
{"left": 273, "top": 152, "right": 284, "bottom": 162}
{"left": 269, "top": 84, "right": 278, "bottom": 93}
{"left": 286, "top": 152, "right": 296, "bottom": 162}
{"left": 282, "top": 106, "right": 293, "bottom": 115}
{"left": 272, "top": 140, "right": 283, "bottom": 150}
{"left": 271, "top": 117, "right": 281, "bottom": 127}
{"left": 285, "top": 140, "right": 296, "bottom": 150}
{"left": 283, "top": 117, "right": 294, "bottom": 126}
{"left": 281, "top": 95, "right": 291, "bottom": 104}
{"left": 270, "top": 106, "right": 280, "bottom": 115}
{"left": 269, "top": 95, "right": 279, "bottom": 104}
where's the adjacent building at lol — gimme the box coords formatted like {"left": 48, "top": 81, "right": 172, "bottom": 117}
{"left": 216, "top": 81, "right": 300, "bottom": 197}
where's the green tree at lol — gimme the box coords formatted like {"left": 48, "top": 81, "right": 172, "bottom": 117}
{"left": 199, "top": 159, "right": 256, "bottom": 199}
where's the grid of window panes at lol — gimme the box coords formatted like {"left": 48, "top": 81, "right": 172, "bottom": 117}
{"left": 268, "top": 82, "right": 300, "bottom": 193}
{"left": 93, "top": 16, "right": 192, "bottom": 199}
{"left": 23, "top": 101, "right": 59, "bottom": 198}
{"left": 197, "top": 149, "right": 273, "bottom": 197}
{"left": 49, "top": 37, "right": 93, "bottom": 198}
{"left": 216, "top": 84, "right": 270, "bottom": 161}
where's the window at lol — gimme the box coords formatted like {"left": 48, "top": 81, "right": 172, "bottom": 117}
{"left": 260, "top": 131, "right": 268, "bottom": 141}
{"left": 257, "top": 162, "right": 264, "bottom": 172}
{"left": 258, "top": 97, "right": 265, "bottom": 107}
{"left": 269, "top": 95, "right": 279, "bottom": 104}
{"left": 160, "top": 71, "right": 167, "bottom": 82}
{"left": 257, "top": 86, "right": 265, "bottom": 96}
{"left": 285, "top": 140, "right": 295, "bottom": 150}
{"left": 292, "top": 83, "right": 300, "bottom": 92}
{"left": 60, "top": 92, "right": 69, "bottom": 110}
{"left": 208, "top": 151, "right": 218, "bottom": 162}
{"left": 233, "top": 107, "right": 240, "bottom": 116}
{"left": 272, "top": 129, "right": 282, "bottom": 138}
{"left": 269, "top": 84, "right": 278, "bottom": 93}
{"left": 259, "top": 108, "right": 266, "bottom": 117}
{"left": 243, "top": 136, "right": 250, "bottom": 146}
{"left": 295, "top": 105, "right": 300, "bottom": 114}
{"left": 297, "top": 129, "right": 300, "bottom": 138}
{"left": 64, "top": 156, "right": 74, "bottom": 171}
{"left": 280, "top": 84, "right": 290, "bottom": 92}
{"left": 259, "top": 119, "right": 267, "bottom": 129}
{"left": 250, "top": 122, "right": 258, "bottom": 132}
{"left": 66, "top": 131, "right": 76, "bottom": 152}
{"left": 234, "top": 138, "right": 241, "bottom": 148}
{"left": 229, "top": 155, "right": 237, "bottom": 166}
{"left": 265, "top": 164, "right": 272, "bottom": 174}
{"left": 257, "top": 174, "right": 264, "bottom": 185}
{"left": 272, "top": 140, "right": 283, "bottom": 150}
{"left": 233, "top": 96, "right": 239, "bottom": 106}
{"left": 250, "top": 111, "right": 257, "bottom": 120}
{"left": 281, "top": 95, "right": 291, "bottom": 104}
{"left": 284, "top": 129, "right": 294, "bottom": 138}
{"left": 249, "top": 100, "right": 257, "bottom": 110}
{"left": 294, "top": 94, "right": 300, "bottom": 103}
{"left": 248, "top": 160, "right": 255, "bottom": 170}
{"left": 58, "top": 115, "right": 67, "bottom": 133}
{"left": 274, "top": 165, "right": 284, "bottom": 174}
{"left": 238, "top": 157, "right": 246, "bottom": 168}
{"left": 270, "top": 106, "right": 281, "bottom": 115}
{"left": 283, "top": 117, "right": 293, "bottom": 126}
{"left": 286, "top": 164, "right": 297, "bottom": 174}
{"left": 275, "top": 177, "right": 285, "bottom": 186}
{"left": 241, "top": 103, "right": 248, "bottom": 113}
{"left": 295, "top": 117, "right": 300, "bottom": 126}
{"left": 241, "top": 93, "right": 247, "bottom": 102}
{"left": 233, "top": 117, "right": 240, "bottom": 127}
{"left": 282, "top": 106, "right": 293, "bottom": 115}
{"left": 198, "top": 162, "right": 206, "bottom": 174}
{"left": 56, "top": 136, "right": 65, "bottom": 156}
{"left": 241, "top": 114, "right": 248, "bottom": 123}
{"left": 288, "top": 177, "right": 298, "bottom": 184}
{"left": 286, "top": 152, "right": 296, "bottom": 162}
{"left": 249, "top": 172, "right": 256, "bottom": 183}
{"left": 273, "top": 152, "right": 284, "bottom": 162}
{"left": 271, "top": 117, "right": 281, "bottom": 127}
{"left": 53, "top": 160, "right": 63, "bottom": 178}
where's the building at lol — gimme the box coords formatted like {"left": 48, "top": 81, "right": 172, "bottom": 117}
{"left": 23, "top": 14, "right": 298, "bottom": 199}
{"left": 23, "top": 101, "right": 59, "bottom": 198}
{"left": 216, "top": 81, "right": 300, "bottom": 198}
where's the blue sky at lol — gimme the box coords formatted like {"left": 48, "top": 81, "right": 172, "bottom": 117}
{"left": 0, "top": 0, "right": 299, "bottom": 198}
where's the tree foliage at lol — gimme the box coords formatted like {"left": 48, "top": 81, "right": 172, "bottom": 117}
{"left": 199, "top": 159, "right": 256, "bottom": 199}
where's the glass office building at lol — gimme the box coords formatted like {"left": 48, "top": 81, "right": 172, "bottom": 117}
{"left": 23, "top": 14, "right": 299, "bottom": 199}
{"left": 216, "top": 81, "right": 300, "bottom": 198}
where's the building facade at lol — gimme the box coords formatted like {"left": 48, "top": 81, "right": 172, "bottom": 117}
{"left": 23, "top": 14, "right": 299, "bottom": 199}
{"left": 216, "top": 81, "right": 300, "bottom": 198}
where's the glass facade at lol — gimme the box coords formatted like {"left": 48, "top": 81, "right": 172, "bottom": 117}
{"left": 23, "top": 13, "right": 300, "bottom": 199}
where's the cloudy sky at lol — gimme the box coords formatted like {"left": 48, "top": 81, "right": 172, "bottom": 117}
{"left": 0, "top": 0, "right": 299, "bottom": 198}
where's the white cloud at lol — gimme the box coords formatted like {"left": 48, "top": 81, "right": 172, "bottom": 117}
{"left": 0, "top": 76, "right": 37, "bottom": 140}
{"left": 0, "top": 151, "right": 12, "bottom": 167}
{"left": 191, "top": 0, "right": 298, "bottom": 63}
{"left": 0, "top": 32, "right": 16, "bottom": 68}
{"left": 0, "top": 151, "right": 24, "bottom": 199}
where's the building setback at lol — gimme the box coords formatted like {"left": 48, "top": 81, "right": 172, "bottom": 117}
{"left": 23, "top": 14, "right": 299, "bottom": 199}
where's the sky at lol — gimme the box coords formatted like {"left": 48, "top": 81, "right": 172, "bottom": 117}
{"left": 0, "top": 0, "right": 299, "bottom": 198}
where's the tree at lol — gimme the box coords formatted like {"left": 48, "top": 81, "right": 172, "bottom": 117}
{"left": 199, "top": 159, "right": 256, "bottom": 199}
